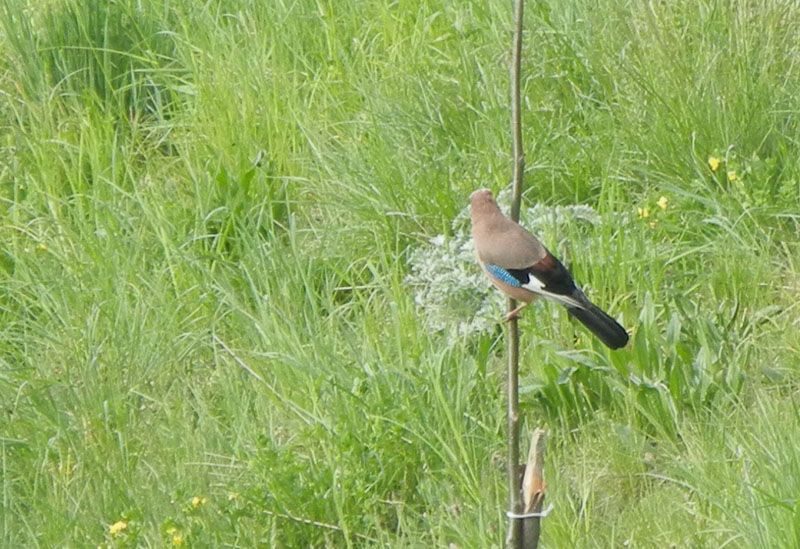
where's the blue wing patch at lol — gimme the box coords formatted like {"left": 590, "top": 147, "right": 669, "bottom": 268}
{"left": 485, "top": 264, "right": 522, "bottom": 287}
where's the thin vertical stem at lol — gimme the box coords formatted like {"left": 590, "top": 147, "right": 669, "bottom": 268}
{"left": 506, "top": 308, "right": 522, "bottom": 549}
{"left": 510, "top": 0, "right": 526, "bottom": 223}
{"left": 506, "top": 0, "right": 525, "bottom": 548}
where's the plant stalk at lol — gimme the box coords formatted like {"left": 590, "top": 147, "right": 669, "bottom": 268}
{"left": 506, "top": 0, "right": 526, "bottom": 547}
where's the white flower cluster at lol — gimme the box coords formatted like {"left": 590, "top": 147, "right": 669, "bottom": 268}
{"left": 405, "top": 190, "right": 603, "bottom": 339}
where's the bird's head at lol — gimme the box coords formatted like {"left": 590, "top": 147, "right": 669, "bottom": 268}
{"left": 469, "top": 188, "right": 500, "bottom": 223}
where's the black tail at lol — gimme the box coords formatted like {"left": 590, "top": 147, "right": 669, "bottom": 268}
{"left": 567, "top": 302, "right": 629, "bottom": 349}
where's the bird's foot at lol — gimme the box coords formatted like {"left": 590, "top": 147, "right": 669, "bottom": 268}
{"left": 503, "top": 303, "right": 529, "bottom": 322}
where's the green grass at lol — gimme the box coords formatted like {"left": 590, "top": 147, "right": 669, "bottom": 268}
{"left": 2, "top": 0, "right": 800, "bottom": 546}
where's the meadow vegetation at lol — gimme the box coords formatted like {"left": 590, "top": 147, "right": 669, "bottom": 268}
{"left": 1, "top": 0, "right": 800, "bottom": 546}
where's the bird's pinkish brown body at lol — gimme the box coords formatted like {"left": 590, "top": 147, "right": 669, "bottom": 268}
{"left": 469, "top": 188, "right": 629, "bottom": 349}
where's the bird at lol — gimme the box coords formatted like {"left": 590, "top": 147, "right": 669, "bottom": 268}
{"left": 469, "top": 188, "right": 629, "bottom": 349}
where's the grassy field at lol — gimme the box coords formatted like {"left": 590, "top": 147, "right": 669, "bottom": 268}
{"left": 2, "top": 0, "right": 800, "bottom": 547}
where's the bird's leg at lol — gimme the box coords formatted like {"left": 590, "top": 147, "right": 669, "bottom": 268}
{"left": 504, "top": 302, "right": 530, "bottom": 322}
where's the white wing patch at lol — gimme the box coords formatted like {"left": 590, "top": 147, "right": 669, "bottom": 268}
{"left": 520, "top": 276, "right": 545, "bottom": 293}
{"left": 521, "top": 274, "right": 585, "bottom": 309}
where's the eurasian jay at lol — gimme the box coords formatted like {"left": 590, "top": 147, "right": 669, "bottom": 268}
{"left": 469, "top": 189, "right": 628, "bottom": 349}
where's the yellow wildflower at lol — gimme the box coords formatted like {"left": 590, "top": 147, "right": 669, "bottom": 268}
{"left": 657, "top": 196, "right": 668, "bottom": 210}
{"left": 191, "top": 496, "right": 207, "bottom": 508}
{"left": 727, "top": 171, "right": 737, "bottom": 181}
{"left": 649, "top": 222, "right": 657, "bottom": 229}
{"left": 708, "top": 156, "right": 720, "bottom": 171}
{"left": 172, "top": 534, "right": 183, "bottom": 546}
{"left": 637, "top": 207, "right": 650, "bottom": 218}
{"left": 109, "top": 520, "right": 128, "bottom": 536}
{"left": 37, "top": 242, "right": 47, "bottom": 252}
